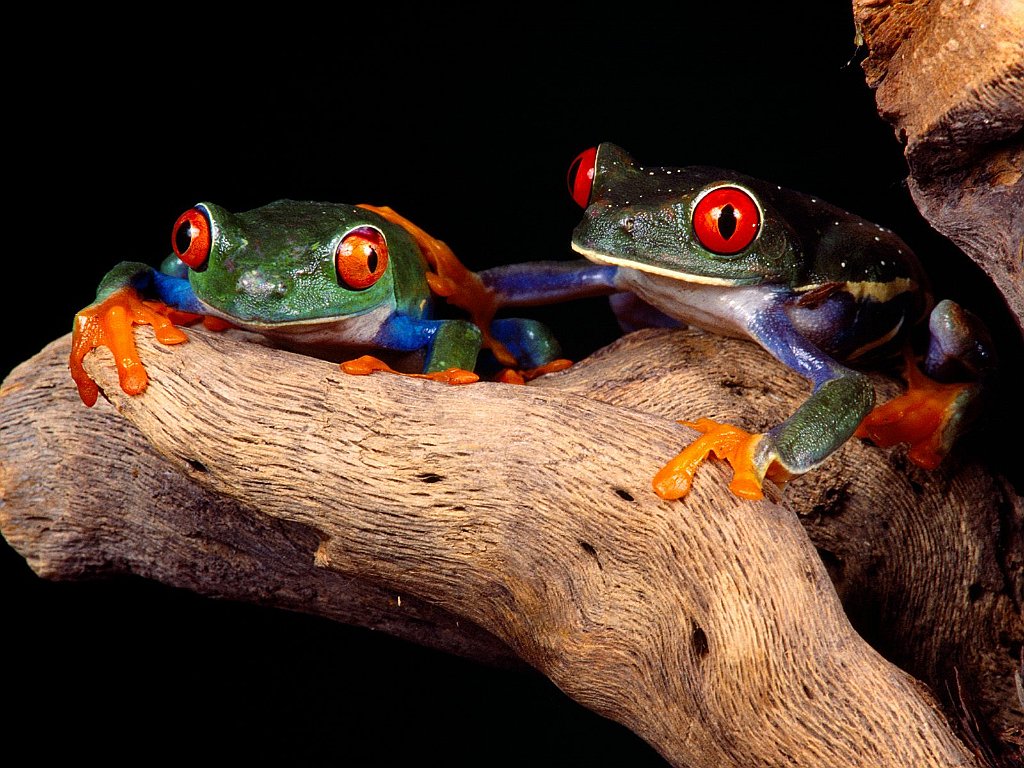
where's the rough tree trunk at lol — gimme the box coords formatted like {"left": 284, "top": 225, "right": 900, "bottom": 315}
{"left": 2, "top": 327, "right": 1020, "bottom": 767}
{"left": 853, "top": 0, "right": 1024, "bottom": 333}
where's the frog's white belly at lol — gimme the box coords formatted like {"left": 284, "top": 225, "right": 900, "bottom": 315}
{"left": 617, "top": 268, "right": 769, "bottom": 340}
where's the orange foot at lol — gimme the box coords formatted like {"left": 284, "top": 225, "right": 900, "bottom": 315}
{"left": 70, "top": 287, "right": 189, "bottom": 406}
{"left": 653, "top": 417, "right": 789, "bottom": 501}
{"left": 855, "top": 358, "right": 971, "bottom": 470}
{"left": 494, "top": 358, "right": 574, "bottom": 385}
{"left": 340, "top": 355, "right": 479, "bottom": 385}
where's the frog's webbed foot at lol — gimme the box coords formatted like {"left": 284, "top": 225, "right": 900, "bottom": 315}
{"left": 856, "top": 300, "right": 992, "bottom": 469}
{"left": 653, "top": 418, "right": 791, "bottom": 501}
{"left": 340, "top": 355, "right": 479, "bottom": 386}
{"left": 855, "top": 353, "right": 979, "bottom": 470}
{"left": 70, "top": 286, "right": 190, "bottom": 406}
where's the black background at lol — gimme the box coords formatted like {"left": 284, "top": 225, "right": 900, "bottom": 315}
{"left": 5, "top": 8, "right": 1018, "bottom": 765}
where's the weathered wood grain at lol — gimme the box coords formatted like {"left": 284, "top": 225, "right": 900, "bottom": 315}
{"left": 5, "top": 326, "right": 1016, "bottom": 766}
{"left": 854, "top": 0, "right": 1024, "bottom": 332}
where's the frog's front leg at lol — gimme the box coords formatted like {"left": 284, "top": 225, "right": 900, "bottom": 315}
{"left": 341, "top": 315, "right": 483, "bottom": 385}
{"left": 655, "top": 298, "right": 874, "bottom": 501}
{"left": 477, "top": 259, "right": 623, "bottom": 379}
{"left": 70, "top": 262, "right": 204, "bottom": 406}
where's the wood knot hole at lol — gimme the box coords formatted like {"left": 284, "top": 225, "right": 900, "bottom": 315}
{"left": 579, "top": 540, "right": 601, "bottom": 569}
{"left": 692, "top": 623, "right": 709, "bottom": 659}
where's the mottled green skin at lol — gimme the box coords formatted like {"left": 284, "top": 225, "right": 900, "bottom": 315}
{"left": 574, "top": 142, "right": 928, "bottom": 293}
{"left": 83, "top": 199, "right": 581, "bottom": 377}
{"left": 87, "top": 200, "right": 490, "bottom": 374}
{"left": 186, "top": 201, "right": 430, "bottom": 324}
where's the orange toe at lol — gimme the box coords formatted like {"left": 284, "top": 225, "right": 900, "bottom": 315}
{"left": 653, "top": 418, "right": 767, "bottom": 501}
{"left": 495, "top": 358, "right": 573, "bottom": 385}
{"left": 341, "top": 355, "right": 479, "bottom": 385}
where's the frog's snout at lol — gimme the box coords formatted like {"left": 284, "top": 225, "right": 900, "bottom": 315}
{"left": 237, "top": 268, "right": 288, "bottom": 300}
{"left": 572, "top": 207, "right": 641, "bottom": 258}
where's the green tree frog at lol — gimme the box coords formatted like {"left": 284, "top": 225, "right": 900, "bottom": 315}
{"left": 69, "top": 201, "right": 620, "bottom": 406}
{"left": 567, "top": 143, "right": 993, "bottom": 501}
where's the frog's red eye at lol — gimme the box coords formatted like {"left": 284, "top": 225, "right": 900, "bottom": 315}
{"left": 336, "top": 227, "right": 389, "bottom": 290}
{"left": 567, "top": 146, "right": 598, "bottom": 208}
{"left": 692, "top": 186, "right": 761, "bottom": 255}
{"left": 172, "top": 207, "right": 212, "bottom": 271}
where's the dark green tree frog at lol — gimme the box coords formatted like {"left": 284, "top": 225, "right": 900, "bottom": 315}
{"left": 567, "top": 143, "right": 993, "bottom": 501}
{"left": 70, "top": 201, "right": 620, "bottom": 406}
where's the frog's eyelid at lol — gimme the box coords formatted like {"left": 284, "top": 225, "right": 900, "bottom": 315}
{"left": 690, "top": 182, "right": 762, "bottom": 214}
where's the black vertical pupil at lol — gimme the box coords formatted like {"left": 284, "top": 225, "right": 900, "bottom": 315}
{"left": 366, "top": 248, "right": 378, "bottom": 275}
{"left": 718, "top": 204, "right": 737, "bottom": 240}
{"left": 175, "top": 221, "right": 194, "bottom": 254}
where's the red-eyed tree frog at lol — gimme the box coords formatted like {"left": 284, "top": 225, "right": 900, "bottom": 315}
{"left": 567, "top": 142, "right": 994, "bottom": 502}
{"left": 70, "top": 201, "right": 621, "bottom": 406}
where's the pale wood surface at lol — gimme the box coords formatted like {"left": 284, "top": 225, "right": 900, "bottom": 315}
{"left": 5, "top": 326, "right": 1020, "bottom": 766}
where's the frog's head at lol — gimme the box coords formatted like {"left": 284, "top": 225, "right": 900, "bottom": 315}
{"left": 170, "top": 200, "right": 423, "bottom": 325}
{"left": 568, "top": 143, "right": 800, "bottom": 286}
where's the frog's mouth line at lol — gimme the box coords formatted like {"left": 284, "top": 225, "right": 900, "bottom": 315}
{"left": 571, "top": 243, "right": 745, "bottom": 287}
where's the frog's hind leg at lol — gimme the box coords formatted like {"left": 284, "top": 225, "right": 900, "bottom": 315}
{"left": 923, "top": 299, "right": 994, "bottom": 381}
{"left": 855, "top": 299, "right": 994, "bottom": 468}
{"left": 486, "top": 318, "right": 572, "bottom": 383}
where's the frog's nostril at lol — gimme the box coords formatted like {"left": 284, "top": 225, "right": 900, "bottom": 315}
{"left": 621, "top": 217, "right": 635, "bottom": 233}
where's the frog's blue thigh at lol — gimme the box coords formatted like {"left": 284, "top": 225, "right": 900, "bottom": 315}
{"left": 93, "top": 261, "right": 205, "bottom": 314}
{"left": 151, "top": 270, "right": 205, "bottom": 313}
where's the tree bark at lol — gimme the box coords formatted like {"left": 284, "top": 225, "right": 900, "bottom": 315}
{"left": 853, "top": 0, "right": 1024, "bottom": 334}
{"left": 3, "top": 327, "right": 1019, "bottom": 767}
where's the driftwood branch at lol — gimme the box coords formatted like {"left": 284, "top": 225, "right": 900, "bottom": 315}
{"left": 3, "top": 327, "right": 1021, "bottom": 767}
{"left": 853, "top": 0, "right": 1024, "bottom": 333}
